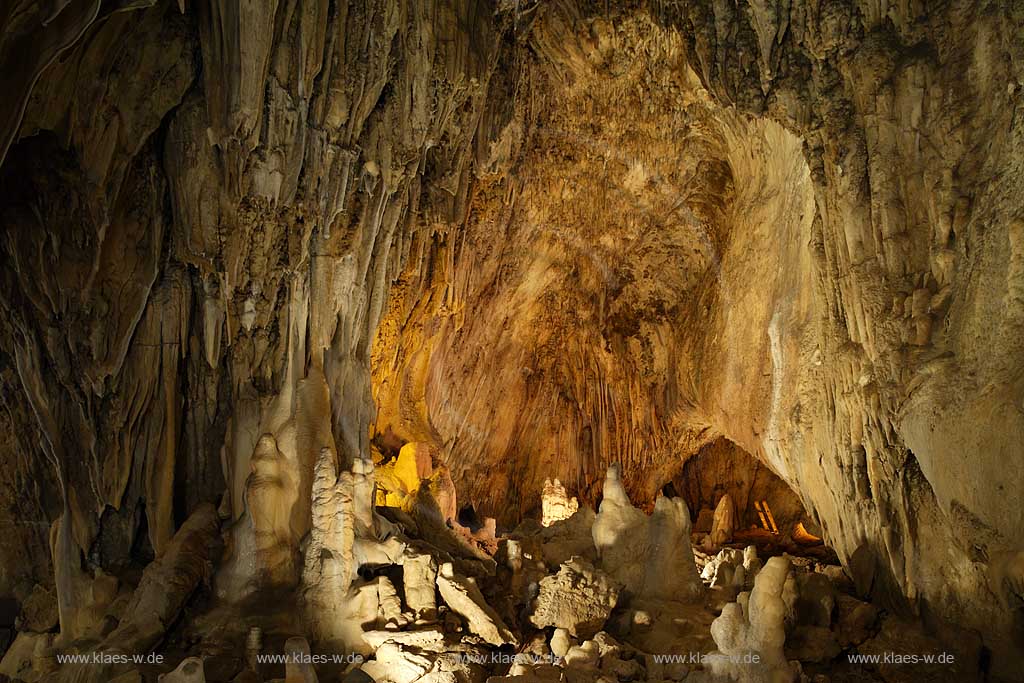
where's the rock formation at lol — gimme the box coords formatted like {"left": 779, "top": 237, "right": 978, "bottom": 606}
{"left": 0, "top": 0, "right": 1023, "bottom": 680}
{"left": 158, "top": 657, "right": 206, "bottom": 683}
{"left": 707, "top": 557, "right": 796, "bottom": 683}
{"left": 435, "top": 562, "right": 517, "bottom": 647}
{"left": 708, "top": 495, "right": 736, "bottom": 549}
{"left": 593, "top": 465, "right": 703, "bottom": 602}
{"left": 528, "top": 558, "right": 620, "bottom": 638}
{"left": 541, "top": 479, "right": 579, "bottom": 528}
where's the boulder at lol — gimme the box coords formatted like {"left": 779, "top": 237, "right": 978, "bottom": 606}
{"left": 284, "top": 636, "right": 318, "bottom": 683}
{"left": 436, "top": 562, "right": 517, "bottom": 646}
{"left": 550, "top": 628, "right": 573, "bottom": 658}
{"left": 794, "top": 572, "right": 835, "bottom": 628}
{"left": 834, "top": 594, "right": 879, "bottom": 647}
{"left": 360, "top": 642, "right": 433, "bottom": 683}
{"left": 158, "top": 657, "right": 206, "bottom": 682}
{"left": 530, "top": 558, "right": 620, "bottom": 638}
{"left": 16, "top": 584, "right": 58, "bottom": 633}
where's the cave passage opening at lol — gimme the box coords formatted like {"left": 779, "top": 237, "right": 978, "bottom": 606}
{"left": 667, "top": 437, "right": 835, "bottom": 563}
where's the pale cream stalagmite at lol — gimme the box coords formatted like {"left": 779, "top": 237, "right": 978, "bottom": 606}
{"left": 301, "top": 445, "right": 408, "bottom": 650}
{"left": 403, "top": 552, "right": 439, "bottom": 621}
{"left": 707, "top": 556, "right": 797, "bottom": 683}
{"left": 592, "top": 465, "right": 703, "bottom": 601}
{"left": 541, "top": 478, "right": 579, "bottom": 527}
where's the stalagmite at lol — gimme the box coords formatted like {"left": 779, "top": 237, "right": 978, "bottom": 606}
{"left": 707, "top": 556, "right": 796, "bottom": 683}
{"left": 709, "top": 494, "right": 736, "bottom": 548}
{"left": 284, "top": 636, "right": 318, "bottom": 683}
{"left": 592, "top": 465, "right": 652, "bottom": 595}
{"left": 403, "top": 551, "right": 439, "bottom": 621}
{"left": 541, "top": 479, "right": 579, "bottom": 527}
{"left": 216, "top": 435, "right": 302, "bottom": 601}
{"left": 592, "top": 465, "right": 702, "bottom": 600}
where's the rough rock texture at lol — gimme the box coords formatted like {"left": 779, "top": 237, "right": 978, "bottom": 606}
{"left": 708, "top": 556, "right": 796, "bottom": 683}
{"left": 0, "top": 0, "right": 1023, "bottom": 677}
{"left": 101, "top": 504, "right": 220, "bottom": 653}
{"left": 158, "top": 657, "right": 206, "bottom": 683}
{"left": 528, "top": 558, "right": 620, "bottom": 638}
{"left": 540, "top": 479, "right": 579, "bottom": 528}
{"left": 435, "top": 562, "right": 517, "bottom": 647}
{"left": 676, "top": 438, "right": 809, "bottom": 536}
{"left": 593, "top": 465, "right": 703, "bottom": 601}
{"left": 709, "top": 494, "right": 736, "bottom": 548}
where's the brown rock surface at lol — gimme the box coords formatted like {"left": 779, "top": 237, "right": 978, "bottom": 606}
{"left": 0, "top": 0, "right": 1022, "bottom": 678}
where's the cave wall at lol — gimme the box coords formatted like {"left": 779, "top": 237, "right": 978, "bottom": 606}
{"left": 0, "top": 0, "right": 1023, "bottom": 673}
{"left": 0, "top": 0, "right": 516, "bottom": 608}
{"left": 370, "top": 0, "right": 1024, "bottom": 667}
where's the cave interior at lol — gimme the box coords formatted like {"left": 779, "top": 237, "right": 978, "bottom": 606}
{"left": 0, "top": 1, "right": 1023, "bottom": 682}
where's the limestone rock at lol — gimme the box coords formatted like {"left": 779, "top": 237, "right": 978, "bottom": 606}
{"left": 701, "top": 548, "right": 744, "bottom": 587}
{"left": 563, "top": 640, "right": 600, "bottom": 669}
{"left": 834, "top": 594, "right": 879, "bottom": 648}
{"left": 435, "top": 562, "right": 517, "bottom": 646}
{"left": 403, "top": 551, "right": 439, "bottom": 620}
{"left": 158, "top": 657, "right": 206, "bottom": 682}
{"left": 362, "top": 627, "right": 446, "bottom": 651}
{"left": 538, "top": 508, "right": 598, "bottom": 568}
{"left": 550, "top": 628, "right": 573, "bottom": 659}
{"left": 16, "top": 584, "right": 58, "bottom": 633}
{"left": 643, "top": 495, "right": 703, "bottom": 600}
{"left": 530, "top": 557, "right": 620, "bottom": 638}
{"left": 793, "top": 572, "right": 835, "bottom": 628}
{"left": 376, "top": 443, "right": 434, "bottom": 509}
{"left": 592, "top": 466, "right": 702, "bottom": 601}
{"left": 284, "top": 637, "right": 318, "bottom": 683}
{"left": 0, "top": 631, "right": 52, "bottom": 680}
{"left": 102, "top": 504, "right": 220, "bottom": 653}
{"left": 360, "top": 642, "right": 432, "bottom": 683}
{"left": 542, "top": 479, "right": 579, "bottom": 527}
{"left": 707, "top": 556, "right": 796, "bottom": 683}
{"left": 709, "top": 495, "right": 735, "bottom": 548}
{"left": 217, "top": 436, "right": 302, "bottom": 601}
{"left": 375, "top": 576, "right": 409, "bottom": 629}
{"left": 785, "top": 625, "right": 840, "bottom": 664}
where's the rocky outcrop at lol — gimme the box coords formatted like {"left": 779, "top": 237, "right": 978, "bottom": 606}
{"left": 541, "top": 479, "right": 579, "bottom": 528}
{"left": 528, "top": 558, "right": 620, "bottom": 638}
